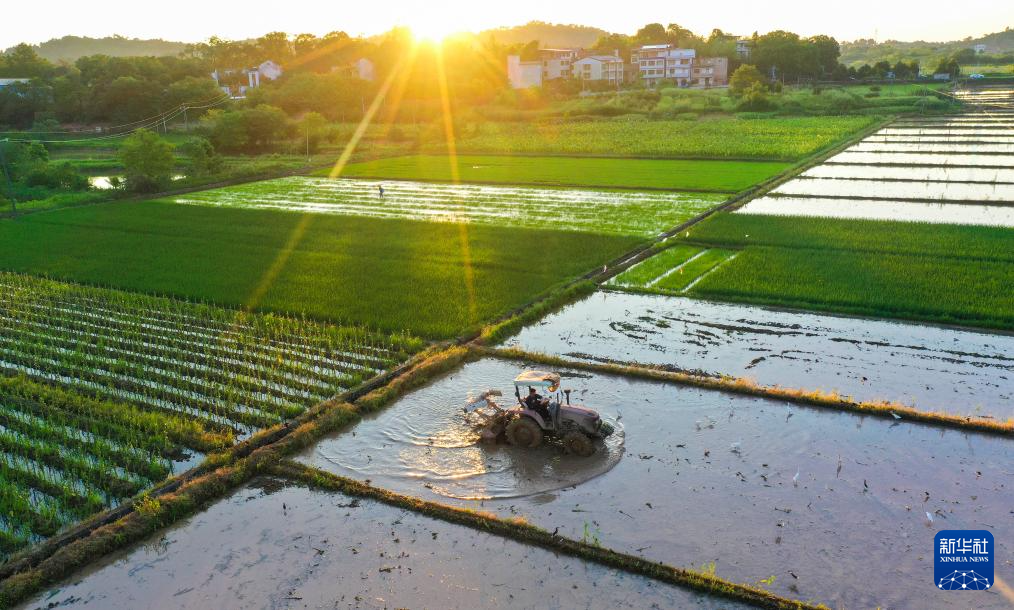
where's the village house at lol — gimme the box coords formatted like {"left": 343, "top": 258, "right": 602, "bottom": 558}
{"left": 631, "top": 44, "right": 695, "bottom": 87}
{"left": 692, "top": 56, "right": 728, "bottom": 87}
{"left": 331, "top": 58, "right": 376, "bottom": 82}
{"left": 211, "top": 60, "right": 283, "bottom": 98}
{"left": 572, "top": 53, "right": 625, "bottom": 85}
{"left": 507, "top": 48, "right": 579, "bottom": 89}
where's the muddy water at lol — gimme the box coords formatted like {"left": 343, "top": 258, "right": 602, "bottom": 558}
{"left": 19, "top": 477, "right": 744, "bottom": 610}
{"left": 301, "top": 366, "right": 624, "bottom": 500}
{"left": 503, "top": 291, "right": 1014, "bottom": 418}
{"left": 299, "top": 358, "right": 1014, "bottom": 609}
{"left": 736, "top": 195, "right": 1014, "bottom": 227}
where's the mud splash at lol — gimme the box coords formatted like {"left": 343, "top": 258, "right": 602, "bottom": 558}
{"left": 301, "top": 365, "right": 624, "bottom": 500}
{"left": 504, "top": 291, "right": 1014, "bottom": 418}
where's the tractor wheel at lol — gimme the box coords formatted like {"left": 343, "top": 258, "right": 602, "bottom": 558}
{"left": 505, "top": 417, "right": 543, "bottom": 448}
{"left": 562, "top": 431, "right": 595, "bottom": 457}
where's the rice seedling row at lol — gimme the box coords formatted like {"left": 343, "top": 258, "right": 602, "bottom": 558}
{"left": 610, "top": 246, "right": 738, "bottom": 294}
{"left": 607, "top": 245, "right": 703, "bottom": 288}
{"left": 0, "top": 272, "right": 423, "bottom": 559}
{"left": 439, "top": 116, "right": 877, "bottom": 160}
{"left": 329, "top": 154, "right": 789, "bottom": 192}
{"left": 170, "top": 177, "right": 725, "bottom": 237}
{"left": 772, "top": 177, "right": 1014, "bottom": 202}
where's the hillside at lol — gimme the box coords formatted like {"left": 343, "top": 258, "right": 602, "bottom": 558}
{"left": 13, "top": 35, "right": 188, "bottom": 62}
{"left": 478, "top": 21, "right": 610, "bottom": 48}
{"left": 840, "top": 27, "right": 1013, "bottom": 67}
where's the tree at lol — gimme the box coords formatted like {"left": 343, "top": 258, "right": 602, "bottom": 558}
{"left": 119, "top": 129, "right": 175, "bottom": 192}
{"left": 180, "top": 136, "right": 222, "bottom": 177}
{"left": 729, "top": 64, "right": 766, "bottom": 96}
{"left": 635, "top": 23, "right": 667, "bottom": 45}
{"left": 807, "top": 35, "right": 841, "bottom": 76}
{"left": 736, "top": 82, "right": 773, "bottom": 111}
{"left": 934, "top": 57, "right": 960, "bottom": 77}
{"left": 0, "top": 44, "right": 52, "bottom": 78}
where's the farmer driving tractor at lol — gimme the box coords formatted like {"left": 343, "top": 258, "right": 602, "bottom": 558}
{"left": 525, "top": 387, "right": 550, "bottom": 419}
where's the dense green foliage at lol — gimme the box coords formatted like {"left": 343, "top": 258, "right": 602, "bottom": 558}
{"left": 678, "top": 213, "right": 1014, "bottom": 329}
{"left": 0, "top": 203, "right": 640, "bottom": 337}
{"left": 119, "top": 130, "right": 175, "bottom": 191}
{"left": 447, "top": 116, "right": 877, "bottom": 160}
{"left": 335, "top": 155, "right": 789, "bottom": 192}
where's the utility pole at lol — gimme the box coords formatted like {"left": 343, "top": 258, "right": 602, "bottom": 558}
{"left": 306, "top": 124, "right": 310, "bottom": 163}
{"left": 183, "top": 105, "right": 189, "bottom": 132}
{"left": 0, "top": 139, "right": 15, "bottom": 216}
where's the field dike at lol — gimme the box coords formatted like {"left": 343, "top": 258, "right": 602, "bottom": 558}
{"left": 482, "top": 346, "right": 1014, "bottom": 437}
{"left": 271, "top": 459, "right": 825, "bottom": 610}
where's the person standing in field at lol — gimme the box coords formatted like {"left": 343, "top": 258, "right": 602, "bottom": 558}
{"left": 378, "top": 184, "right": 385, "bottom": 200}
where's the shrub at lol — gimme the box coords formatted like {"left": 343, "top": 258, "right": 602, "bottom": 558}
{"left": 729, "top": 65, "right": 766, "bottom": 96}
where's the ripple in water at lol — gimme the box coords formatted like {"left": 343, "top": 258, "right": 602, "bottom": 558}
{"left": 315, "top": 368, "right": 625, "bottom": 499}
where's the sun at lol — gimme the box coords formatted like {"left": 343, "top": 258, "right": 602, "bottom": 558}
{"left": 409, "top": 17, "right": 460, "bottom": 43}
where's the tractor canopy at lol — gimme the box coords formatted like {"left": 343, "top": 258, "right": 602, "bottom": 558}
{"left": 513, "top": 370, "right": 560, "bottom": 392}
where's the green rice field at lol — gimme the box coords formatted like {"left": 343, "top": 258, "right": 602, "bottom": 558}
{"left": 0, "top": 202, "right": 641, "bottom": 338}
{"left": 170, "top": 176, "right": 726, "bottom": 237}
{"left": 333, "top": 155, "right": 789, "bottom": 192}
{"left": 674, "top": 213, "right": 1014, "bottom": 329}
{"left": 609, "top": 245, "right": 738, "bottom": 294}
{"left": 445, "top": 116, "right": 879, "bottom": 160}
{"left": 0, "top": 271, "right": 420, "bottom": 557}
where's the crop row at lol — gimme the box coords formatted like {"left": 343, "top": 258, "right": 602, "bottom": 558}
{"left": 436, "top": 116, "right": 878, "bottom": 161}
{"left": 0, "top": 271, "right": 424, "bottom": 558}
{"left": 609, "top": 246, "right": 737, "bottom": 294}
{"left": 172, "top": 177, "right": 724, "bottom": 238}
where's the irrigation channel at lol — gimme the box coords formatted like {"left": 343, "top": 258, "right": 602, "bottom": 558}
{"left": 503, "top": 290, "right": 1014, "bottom": 418}
{"left": 296, "top": 358, "right": 1013, "bottom": 609}
{"left": 738, "top": 87, "right": 1014, "bottom": 226}
{"left": 17, "top": 477, "right": 750, "bottom": 610}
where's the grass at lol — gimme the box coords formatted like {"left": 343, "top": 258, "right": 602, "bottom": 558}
{"left": 331, "top": 155, "right": 790, "bottom": 192}
{"left": 444, "top": 116, "right": 879, "bottom": 161}
{"left": 0, "top": 202, "right": 641, "bottom": 338}
{"left": 167, "top": 176, "right": 726, "bottom": 238}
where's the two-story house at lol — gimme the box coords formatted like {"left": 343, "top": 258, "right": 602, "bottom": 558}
{"left": 631, "top": 44, "right": 696, "bottom": 87}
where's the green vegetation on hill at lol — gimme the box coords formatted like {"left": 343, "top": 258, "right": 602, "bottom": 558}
{"left": 0, "top": 202, "right": 640, "bottom": 338}
{"left": 335, "top": 155, "right": 790, "bottom": 192}
{"left": 676, "top": 213, "right": 1014, "bottom": 330}
{"left": 13, "top": 35, "right": 189, "bottom": 63}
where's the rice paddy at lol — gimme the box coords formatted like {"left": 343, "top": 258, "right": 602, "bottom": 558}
{"left": 0, "top": 271, "right": 420, "bottom": 559}
{"left": 331, "top": 154, "right": 789, "bottom": 192}
{"left": 445, "top": 116, "right": 878, "bottom": 160}
{"left": 169, "top": 176, "right": 725, "bottom": 237}
{"left": 0, "top": 202, "right": 642, "bottom": 338}
{"left": 609, "top": 246, "right": 738, "bottom": 294}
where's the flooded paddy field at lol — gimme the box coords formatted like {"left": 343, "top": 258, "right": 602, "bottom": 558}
{"left": 850, "top": 141, "right": 1014, "bottom": 154}
{"left": 826, "top": 151, "right": 1014, "bottom": 167}
{"left": 503, "top": 291, "right": 1014, "bottom": 417}
{"left": 802, "top": 164, "right": 1014, "bottom": 183}
{"left": 736, "top": 195, "right": 1014, "bottom": 226}
{"left": 773, "top": 177, "right": 1014, "bottom": 201}
{"left": 17, "top": 477, "right": 746, "bottom": 610}
{"left": 298, "top": 358, "right": 1014, "bottom": 609}
{"left": 169, "top": 176, "right": 724, "bottom": 237}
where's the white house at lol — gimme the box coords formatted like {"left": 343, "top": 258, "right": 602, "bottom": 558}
{"left": 974, "top": 44, "right": 987, "bottom": 54}
{"left": 572, "top": 54, "right": 625, "bottom": 85}
{"left": 736, "top": 39, "right": 752, "bottom": 59}
{"left": 631, "top": 44, "right": 696, "bottom": 87}
{"left": 507, "top": 55, "right": 544, "bottom": 89}
{"left": 507, "top": 48, "right": 580, "bottom": 89}
{"left": 247, "top": 60, "right": 283, "bottom": 88}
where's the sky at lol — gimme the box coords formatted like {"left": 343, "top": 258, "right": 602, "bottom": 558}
{"left": 3, "top": 0, "right": 1012, "bottom": 49}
